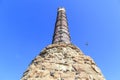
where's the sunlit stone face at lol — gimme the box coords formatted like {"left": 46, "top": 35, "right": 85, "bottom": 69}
{"left": 21, "top": 44, "right": 105, "bottom": 80}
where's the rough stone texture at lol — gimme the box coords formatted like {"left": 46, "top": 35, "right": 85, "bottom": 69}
{"left": 21, "top": 43, "right": 105, "bottom": 80}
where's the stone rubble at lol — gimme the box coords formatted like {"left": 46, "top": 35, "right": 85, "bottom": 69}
{"left": 21, "top": 43, "right": 105, "bottom": 80}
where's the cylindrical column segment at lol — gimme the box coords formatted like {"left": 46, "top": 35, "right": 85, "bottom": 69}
{"left": 52, "top": 8, "right": 71, "bottom": 44}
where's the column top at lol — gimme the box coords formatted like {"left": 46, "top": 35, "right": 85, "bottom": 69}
{"left": 58, "top": 7, "right": 66, "bottom": 12}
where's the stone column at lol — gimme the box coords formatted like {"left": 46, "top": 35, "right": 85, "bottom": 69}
{"left": 52, "top": 8, "right": 71, "bottom": 44}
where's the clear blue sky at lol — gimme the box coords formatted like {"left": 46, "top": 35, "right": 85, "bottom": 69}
{"left": 0, "top": 0, "right": 120, "bottom": 80}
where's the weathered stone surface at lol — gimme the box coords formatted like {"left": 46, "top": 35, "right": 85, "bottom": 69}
{"left": 21, "top": 44, "right": 105, "bottom": 80}
{"left": 52, "top": 7, "right": 71, "bottom": 44}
